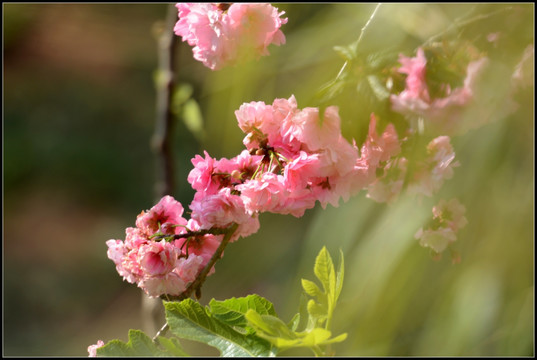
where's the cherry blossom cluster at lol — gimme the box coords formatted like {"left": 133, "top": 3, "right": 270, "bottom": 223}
{"left": 106, "top": 95, "right": 406, "bottom": 298}
{"left": 106, "top": 195, "right": 224, "bottom": 297}
{"left": 174, "top": 3, "right": 287, "bottom": 70}
{"left": 366, "top": 135, "right": 459, "bottom": 203}
{"left": 388, "top": 44, "right": 523, "bottom": 136}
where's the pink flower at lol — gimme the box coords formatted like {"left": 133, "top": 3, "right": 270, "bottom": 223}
{"left": 236, "top": 172, "right": 289, "bottom": 214}
{"left": 360, "top": 114, "right": 401, "bottom": 168}
{"left": 135, "top": 195, "right": 188, "bottom": 236}
{"left": 190, "top": 187, "right": 253, "bottom": 235}
{"left": 281, "top": 106, "right": 341, "bottom": 152}
{"left": 175, "top": 254, "right": 205, "bottom": 283}
{"left": 390, "top": 47, "right": 501, "bottom": 135}
{"left": 283, "top": 151, "right": 321, "bottom": 191}
{"left": 175, "top": 3, "right": 287, "bottom": 70}
{"left": 141, "top": 272, "right": 187, "bottom": 298}
{"left": 88, "top": 340, "right": 105, "bottom": 357}
{"left": 390, "top": 47, "right": 431, "bottom": 113}
{"left": 138, "top": 240, "right": 179, "bottom": 276}
{"left": 188, "top": 151, "right": 220, "bottom": 196}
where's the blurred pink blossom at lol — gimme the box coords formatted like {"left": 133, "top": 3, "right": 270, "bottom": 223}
{"left": 390, "top": 47, "right": 492, "bottom": 135}
{"left": 174, "top": 3, "right": 287, "bottom": 70}
{"left": 415, "top": 198, "right": 467, "bottom": 255}
{"left": 415, "top": 226, "right": 457, "bottom": 254}
{"left": 408, "top": 136, "right": 459, "bottom": 197}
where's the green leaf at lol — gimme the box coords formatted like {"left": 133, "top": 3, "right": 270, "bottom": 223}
{"left": 314, "top": 246, "right": 335, "bottom": 298}
{"left": 156, "top": 336, "right": 189, "bottom": 357}
{"left": 209, "top": 294, "right": 276, "bottom": 334}
{"left": 301, "top": 278, "right": 323, "bottom": 298}
{"left": 288, "top": 313, "right": 301, "bottom": 332}
{"left": 165, "top": 299, "right": 275, "bottom": 357}
{"left": 96, "top": 329, "right": 177, "bottom": 357}
{"left": 244, "top": 310, "right": 296, "bottom": 339}
{"left": 307, "top": 299, "right": 327, "bottom": 324}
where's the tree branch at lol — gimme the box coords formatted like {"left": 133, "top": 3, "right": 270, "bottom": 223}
{"left": 152, "top": 3, "right": 179, "bottom": 199}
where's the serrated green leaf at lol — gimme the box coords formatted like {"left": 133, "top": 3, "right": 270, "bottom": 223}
{"left": 209, "top": 294, "right": 276, "bottom": 330}
{"left": 96, "top": 329, "right": 172, "bottom": 357}
{"left": 156, "top": 336, "right": 189, "bottom": 357}
{"left": 97, "top": 339, "right": 134, "bottom": 357}
{"left": 314, "top": 246, "right": 335, "bottom": 297}
{"left": 165, "top": 299, "right": 275, "bottom": 357}
{"left": 245, "top": 310, "right": 296, "bottom": 339}
{"left": 301, "top": 278, "right": 323, "bottom": 298}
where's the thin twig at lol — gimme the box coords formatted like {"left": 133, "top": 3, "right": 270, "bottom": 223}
{"left": 144, "top": 2, "right": 179, "bottom": 339}
{"left": 334, "top": 3, "right": 382, "bottom": 83}
{"left": 422, "top": 5, "right": 514, "bottom": 47}
{"left": 152, "top": 227, "right": 231, "bottom": 242}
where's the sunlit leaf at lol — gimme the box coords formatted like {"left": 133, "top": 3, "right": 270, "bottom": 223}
{"left": 314, "top": 246, "right": 334, "bottom": 295}
{"left": 301, "top": 278, "right": 323, "bottom": 298}
{"left": 165, "top": 299, "right": 275, "bottom": 357}
{"left": 209, "top": 294, "right": 276, "bottom": 331}
{"left": 96, "top": 329, "right": 179, "bottom": 357}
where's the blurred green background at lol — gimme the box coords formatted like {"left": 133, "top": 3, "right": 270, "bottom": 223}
{"left": 3, "top": 3, "right": 533, "bottom": 356}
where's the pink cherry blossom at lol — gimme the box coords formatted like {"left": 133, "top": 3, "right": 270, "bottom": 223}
{"left": 88, "top": 340, "right": 105, "bottom": 357}
{"left": 188, "top": 151, "right": 220, "bottom": 196}
{"left": 135, "top": 195, "right": 188, "bottom": 236}
{"left": 141, "top": 272, "right": 187, "bottom": 298}
{"left": 174, "top": 3, "right": 225, "bottom": 70}
{"left": 390, "top": 47, "right": 431, "bottom": 114}
{"left": 175, "top": 3, "right": 287, "bottom": 70}
{"left": 360, "top": 114, "right": 401, "bottom": 168}
{"left": 236, "top": 172, "right": 289, "bottom": 214}
{"left": 176, "top": 254, "right": 205, "bottom": 283}
{"left": 138, "top": 240, "right": 179, "bottom": 276}
{"left": 190, "top": 187, "right": 257, "bottom": 241}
